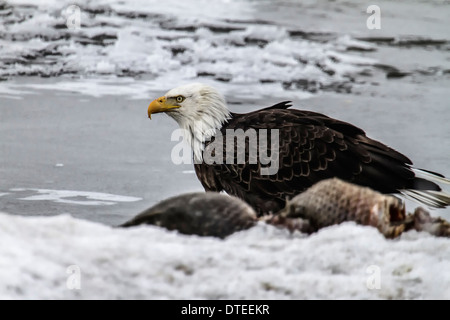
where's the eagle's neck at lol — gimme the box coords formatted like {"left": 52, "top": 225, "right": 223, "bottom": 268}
{"left": 171, "top": 99, "right": 231, "bottom": 162}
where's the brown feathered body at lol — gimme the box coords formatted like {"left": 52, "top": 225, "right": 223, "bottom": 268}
{"left": 194, "top": 102, "right": 441, "bottom": 215}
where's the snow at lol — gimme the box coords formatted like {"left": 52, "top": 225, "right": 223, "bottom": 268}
{"left": 0, "top": 212, "right": 448, "bottom": 300}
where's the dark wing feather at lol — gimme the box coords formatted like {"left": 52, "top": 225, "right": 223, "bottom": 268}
{"left": 261, "top": 101, "right": 292, "bottom": 110}
{"left": 194, "top": 104, "right": 438, "bottom": 215}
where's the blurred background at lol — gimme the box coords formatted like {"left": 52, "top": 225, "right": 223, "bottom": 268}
{"left": 0, "top": 0, "right": 449, "bottom": 225}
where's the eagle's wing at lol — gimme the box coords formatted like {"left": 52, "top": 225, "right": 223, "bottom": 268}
{"left": 194, "top": 104, "right": 437, "bottom": 215}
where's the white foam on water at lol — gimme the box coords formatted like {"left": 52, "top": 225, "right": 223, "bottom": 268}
{"left": 0, "top": 212, "right": 448, "bottom": 299}
{"left": 0, "top": 0, "right": 383, "bottom": 99}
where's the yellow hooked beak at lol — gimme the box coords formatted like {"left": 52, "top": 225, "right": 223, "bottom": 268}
{"left": 147, "top": 96, "right": 181, "bottom": 119}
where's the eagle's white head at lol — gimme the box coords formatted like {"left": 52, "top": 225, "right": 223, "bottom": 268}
{"left": 148, "top": 83, "right": 231, "bottom": 161}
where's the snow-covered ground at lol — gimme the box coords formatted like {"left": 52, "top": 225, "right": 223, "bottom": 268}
{"left": 1, "top": 212, "right": 449, "bottom": 300}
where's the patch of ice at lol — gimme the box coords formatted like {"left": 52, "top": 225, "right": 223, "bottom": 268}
{"left": 0, "top": 212, "right": 448, "bottom": 299}
{"left": 20, "top": 77, "right": 151, "bottom": 99}
{"left": 0, "top": 84, "right": 34, "bottom": 100}
{"left": 12, "top": 188, "right": 142, "bottom": 206}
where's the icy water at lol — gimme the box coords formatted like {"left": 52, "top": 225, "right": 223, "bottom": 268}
{"left": 1, "top": 0, "right": 449, "bottom": 98}
{"left": 1, "top": 0, "right": 449, "bottom": 223}
{"left": 0, "top": 0, "right": 449, "bottom": 299}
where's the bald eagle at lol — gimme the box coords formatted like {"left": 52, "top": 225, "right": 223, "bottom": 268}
{"left": 148, "top": 83, "right": 450, "bottom": 215}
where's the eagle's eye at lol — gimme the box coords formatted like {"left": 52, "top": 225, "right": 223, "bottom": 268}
{"left": 175, "top": 95, "right": 185, "bottom": 103}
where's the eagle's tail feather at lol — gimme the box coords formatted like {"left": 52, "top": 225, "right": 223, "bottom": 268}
{"left": 412, "top": 167, "right": 450, "bottom": 185}
{"left": 401, "top": 189, "right": 450, "bottom": 209}
{"left": 401, "top": 167, "right": 450, "bottom": 209}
